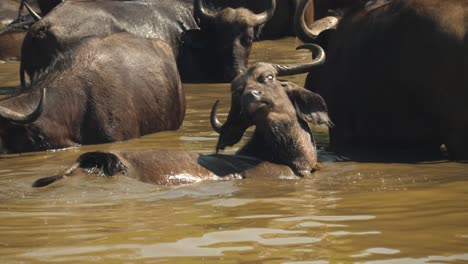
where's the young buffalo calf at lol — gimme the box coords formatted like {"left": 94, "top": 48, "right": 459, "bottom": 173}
{"left": 33, "top": 49, "right": 331, "bottom": 187}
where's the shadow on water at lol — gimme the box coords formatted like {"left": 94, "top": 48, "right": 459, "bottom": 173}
{"left": 325, "top": 148, "right": 449, "bottom": 164}
{"left": 322, "top": 144, "right": 468, "bottom": 164}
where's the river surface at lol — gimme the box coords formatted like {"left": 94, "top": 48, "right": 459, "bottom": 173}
{"left": 0, "top": 38, "right": 467, "bottom": 263}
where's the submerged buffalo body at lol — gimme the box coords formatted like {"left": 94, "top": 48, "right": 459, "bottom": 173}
{"left": 298, "top": 0, "right": 467, "bottom": 159}
{"left": 21, "top": 0, "right": 276, "bottom": 83}
{"left": 33, "top": 45, "right": 330, "bottom": 187}
{"left": 0, "top": 33, "right": 185, "bottom": 154}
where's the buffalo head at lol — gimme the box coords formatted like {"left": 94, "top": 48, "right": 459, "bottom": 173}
{"left": 195, "top": 0, "right": 276, "bottom": 81}
{"left": 211, "top": 44, "right": 331, "bottom": 154}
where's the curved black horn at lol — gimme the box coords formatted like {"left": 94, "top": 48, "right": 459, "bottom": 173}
{"left": 273, "top": 43, "right": 325, "bottom": 76}
{"left": 294, "top": 0, "right": 339, "bottom": 42}
{"left": 210, "top": 100, "right": 223, "bottom": 134}
{"left": 195, "top": 0, "right": 217, "bottom": 22}
{"left": 0, "top": 88, "right": 46, "bottom": 124}
{"left": 294, "top": 0, "right": 315, "bottom": 42}
{"left": 24, "top": 2, "right": 42, "bottom": 21}
{"left": 20, "top": 61, "right": 27, "bottom": 91}
{"left": 250, "top": 0, "right": 276, "bottom": 26}
{"left": 16, "top": 0, "right": 25, "bottom": 21}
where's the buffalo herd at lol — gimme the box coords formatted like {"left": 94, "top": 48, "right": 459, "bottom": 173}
{"left": 0, "top": 0, "right": 465, "bottom": 187}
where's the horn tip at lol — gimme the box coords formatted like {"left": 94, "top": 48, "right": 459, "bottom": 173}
{"left": 210, "top": 99, "right": 222, "bottom": 134}
{"left": 296, "top": 43, "right": 318, "bottom": 50}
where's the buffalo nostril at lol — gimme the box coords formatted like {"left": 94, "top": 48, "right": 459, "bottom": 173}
{"left": 251, "top": 90, "right": 262, "bottom": 97}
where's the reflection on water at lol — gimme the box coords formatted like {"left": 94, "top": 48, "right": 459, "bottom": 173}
{"left": 0, "top": 38, "right": 468, "bottom": 263}
{"left": 23, "top": 228, "right": 319, "bottom": 260}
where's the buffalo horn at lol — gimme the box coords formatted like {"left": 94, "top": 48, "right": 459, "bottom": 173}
{"left": 24, "top": 2, "right": 42, "bottom": 21}
{"left": 20, "top": 61, "right": 27, "bottom": 90}
{"left": 295, "top": 0, "right": 315, "bottom": 41}
{"left": 295, "top": 0, "right": 339, "bottom": 42}
{"left": 0, "top": 88, "right": 46, "bottom": 124}
{"left": 250, "top": 0, "right": 277, "bottom": 26}
{"left": 210, "top": 100, "right": 223, "bottom": 134}
{"left": 195, "top": 0, "right": 217, "bottom": 22}
{"left": 273, "top": 43, "right": 325, "bottom": 76}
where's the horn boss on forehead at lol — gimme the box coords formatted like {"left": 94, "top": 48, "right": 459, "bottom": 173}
{"left": 195, "top": 0, "right": 277, "bottom": 26}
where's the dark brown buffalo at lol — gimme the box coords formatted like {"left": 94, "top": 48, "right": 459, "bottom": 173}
{"left": 20, "top": 0, "right": 276, "bottom": 84}
{"left": 29, "top": 0, "right": 294, "bottom": 31}
{"left": 298, "top": 0, "right": 468, "bottom": 160}
{"left": 0, "top": 33, "right": 185, "bottom": 154}
{"left": 32, "top": 44, "right": 330, "bottom": 187}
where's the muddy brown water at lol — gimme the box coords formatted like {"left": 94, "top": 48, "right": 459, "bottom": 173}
{"left": 0, "top": 38, "right": 467, "bottom": 263}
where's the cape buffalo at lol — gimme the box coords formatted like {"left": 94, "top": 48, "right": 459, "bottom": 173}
{"left": 32, "top": 44, "right": 330, "bottom": 187}
{"left": 20, "top": 0, "right": 276, "bottom": 84}
{"left": 24, "top": 0, "right": 297, "bottom": 40}
{"left": 297, "top": 0, "right": 467, "bottom": 160}
{"left": 0, "top": 33, "right": 185, "bottom": 154}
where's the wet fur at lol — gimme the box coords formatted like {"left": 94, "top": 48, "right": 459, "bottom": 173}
{"left": 1, "top": 33, "right": 185, "bottom": 154}
{"left": 21, "top": 0, "right": 275, "bottom": 83}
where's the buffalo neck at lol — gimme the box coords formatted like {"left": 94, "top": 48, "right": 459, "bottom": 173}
{"left": 237, "top": 117, "right": 317, "bottom": 176}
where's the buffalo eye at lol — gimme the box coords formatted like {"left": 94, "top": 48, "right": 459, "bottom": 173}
{"left": 256, "top": 74, "right": 275, "bottom": 83}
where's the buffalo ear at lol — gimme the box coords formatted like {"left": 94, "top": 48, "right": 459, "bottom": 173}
{"left": 286, "top": 83, "right": 333, "bottom": 127}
